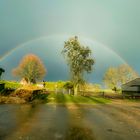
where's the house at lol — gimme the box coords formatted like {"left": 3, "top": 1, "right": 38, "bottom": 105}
{"left": 122, "top": 78, "right": 140, "bottom": 96}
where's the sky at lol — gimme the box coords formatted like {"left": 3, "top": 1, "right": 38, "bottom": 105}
{"left": 0, "top": 0, "right": 140, "bottom": 82}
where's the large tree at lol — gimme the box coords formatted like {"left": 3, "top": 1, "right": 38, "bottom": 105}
{"left": 62, "top": 36, "right": 95, "bottom": 95}
{"left": 103, "top": 64, "right": 139, "bottom": 89}
{"left": 118, "top": 64, "right": 139, "bottom": 84}
{"left": 13, "top": 54, "right": 46, "bottom": 83}
{"left": 103, "top": 67, "right": 119, "bottom": 89}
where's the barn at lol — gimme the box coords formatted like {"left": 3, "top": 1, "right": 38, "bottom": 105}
{"left": 122, "top": 78, "right": 140, "bottom": 96}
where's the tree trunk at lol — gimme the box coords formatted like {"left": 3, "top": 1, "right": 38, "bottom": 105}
{"left": 74, "top": 84, "right": 78, "bottom": 96}
{"left": 68, "top": 89, "right": 71, "bottom": 95}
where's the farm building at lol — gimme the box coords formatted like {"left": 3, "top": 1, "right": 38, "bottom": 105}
{"left": 122, "top": 78, "right": 140, "bottom": 96}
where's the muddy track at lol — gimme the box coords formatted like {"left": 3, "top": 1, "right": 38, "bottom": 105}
{"left": 0, "top": 102, "right": 140, "bottom": 140}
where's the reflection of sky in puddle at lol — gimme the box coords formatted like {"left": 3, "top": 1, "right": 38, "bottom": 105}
{"left": 0, "top": 104, "right": 95, "bottom": 140}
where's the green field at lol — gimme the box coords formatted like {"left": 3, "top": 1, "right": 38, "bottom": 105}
{"left": 1, "top": 80, "right": 140, "bottom": 104}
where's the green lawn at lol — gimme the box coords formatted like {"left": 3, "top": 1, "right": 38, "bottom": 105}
{"left": 46, "top": 93, "right": 110, "bottom": 104}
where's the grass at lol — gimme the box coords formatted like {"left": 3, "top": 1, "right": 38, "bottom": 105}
{"left": 0, "top": 80, "right": 21, "bottom": 89}
{"left": 1, "top": 80, "right": 140, "bottom": 104}
{"left": 40, "top": 81, "right": 66, "bottom": 91}
{"left": 46, "top": 93, "right": 111, "bottom": 104}
{"left": 0, "top": 80, "right": 110, "bottom": 104}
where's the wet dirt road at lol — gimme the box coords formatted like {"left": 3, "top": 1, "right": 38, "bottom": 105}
{"left": 0, "top": 101, "right": 140, "bottom": 140}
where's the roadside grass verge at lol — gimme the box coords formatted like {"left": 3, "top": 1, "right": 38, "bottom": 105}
{"left": 0, "top": 80, "right": 21, "bottom": 89}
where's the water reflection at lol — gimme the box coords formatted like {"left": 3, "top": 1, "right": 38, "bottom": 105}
{"left": 66, "top": 126, "right": 94, "bottom": 140}
{"left": 0, "top": 104, "right": 95, "bottom": 140}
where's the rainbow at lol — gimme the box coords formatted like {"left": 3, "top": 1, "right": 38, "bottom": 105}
{"left": 0, "top": 34, "right": 128, "bottom": 65}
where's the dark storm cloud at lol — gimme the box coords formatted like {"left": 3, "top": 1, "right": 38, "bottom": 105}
{"left": 0, "top": 0, "right": 140, "bottom": 73}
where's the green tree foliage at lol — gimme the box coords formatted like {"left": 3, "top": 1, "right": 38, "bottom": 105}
{"left": 62, "top": 36, "right": 95, "bottom": 95}
{"left": 103, "top": 67, "right": 119, "bottom": 89}
{"left": 63, "top": 81, "right": 74, "bottom": 90}
{"left": 103, "top": 64, "right": 139, "bottom": 89}
{"left": 0, "top": 68, "right": 5, "bottom": 79}
{"left": 13, "top": 54, "right": 46, "bottom": 83}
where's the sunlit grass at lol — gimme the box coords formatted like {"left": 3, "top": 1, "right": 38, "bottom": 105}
{"left": 47, "top": 93, "right": 111, "bottom": 104}
{"left": 2, "top": 80, "right": 21, "bottom": 89}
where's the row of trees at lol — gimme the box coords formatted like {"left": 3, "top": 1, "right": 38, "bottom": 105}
{"left": 10, "top": 36, "right": 95, "bottom": 95}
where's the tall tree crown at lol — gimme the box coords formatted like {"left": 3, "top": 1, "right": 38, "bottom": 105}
{"left": 13, "top": 54, "right": 46, "bottom": 83}
{"left": 62, "top": 36, "right": 95, "bottom": 85}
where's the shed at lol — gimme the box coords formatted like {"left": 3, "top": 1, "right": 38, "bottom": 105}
{"left": 122, "top": 78, "right": 140, "bottom": 96}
